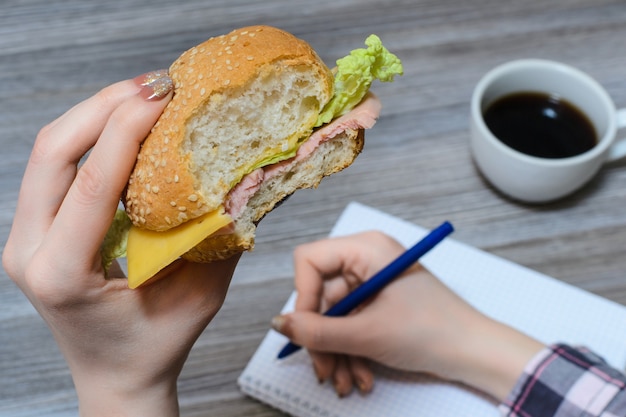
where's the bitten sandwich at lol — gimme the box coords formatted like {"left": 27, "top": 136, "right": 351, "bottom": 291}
{"left": 102, "top": 25, "right": 402, "bottom": 288}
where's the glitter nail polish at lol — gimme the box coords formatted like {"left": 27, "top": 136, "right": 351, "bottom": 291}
{"left": 133, "top": 69, "right": 169, "bottom": 87}
{"left": 139, "top": 76, "right": 174, "bottom": 101}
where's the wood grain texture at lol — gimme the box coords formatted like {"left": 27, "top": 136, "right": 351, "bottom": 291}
{"left": 2, "top": 0, "right": 626, "bottom": 415}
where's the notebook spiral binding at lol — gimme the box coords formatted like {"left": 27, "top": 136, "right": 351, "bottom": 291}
{"left": 239, "top": 374, "right": 341, "bottom": 417}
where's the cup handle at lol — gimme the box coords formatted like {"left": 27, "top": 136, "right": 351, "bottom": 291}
{"left": 607, "top": 108, "right": 626, "bottom": 162}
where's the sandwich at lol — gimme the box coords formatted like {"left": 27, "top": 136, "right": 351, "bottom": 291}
{"left": 102, "top": 25, "right": 402, "bottom": 288}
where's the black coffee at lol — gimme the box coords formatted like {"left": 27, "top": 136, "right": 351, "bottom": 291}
{"left": 483, "top": 92, "right": 597, "bottom": 159}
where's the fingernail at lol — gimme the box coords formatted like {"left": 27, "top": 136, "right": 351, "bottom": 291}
{"left": 134, "top": 69, "right": 173, "bottom": 101}
{"left": 271, "top": 315, "right": 287, "bottom": 334}
{"left": 334, "top": 380, "right": 346, "bottom": 398}
{"left": 312, "top": 362, "right": 325, "bottom": 384}
{"left": 355, "top": 377, "right": 371, "bottom": 394}
{"left": 133, "top": 69, "right": 169, "bottom": 86}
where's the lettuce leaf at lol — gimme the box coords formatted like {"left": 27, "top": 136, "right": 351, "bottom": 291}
{"left": 315, "top": 34, "right": 403, "bottom": 127}
{"left": 100, "top": 209, "right": 132, "bottom": 274}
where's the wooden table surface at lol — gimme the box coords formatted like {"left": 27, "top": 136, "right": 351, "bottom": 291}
{"left": 2, "top": 0, "right": 626, "bottom": 415}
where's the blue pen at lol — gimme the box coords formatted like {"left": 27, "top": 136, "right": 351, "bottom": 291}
{"left": 277, "top": 221, "right": 454, "bottom": 359}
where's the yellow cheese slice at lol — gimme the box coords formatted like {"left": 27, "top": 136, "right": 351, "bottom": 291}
{"left": 126, "top": 208, "right": 232, "bottom": 289}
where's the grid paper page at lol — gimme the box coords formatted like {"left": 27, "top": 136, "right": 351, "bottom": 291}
{"left": 238, "top": 202, "right": 626, "bottom": 416}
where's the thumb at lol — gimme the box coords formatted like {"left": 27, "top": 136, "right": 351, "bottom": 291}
{"left": 271, "top": 311, "right": 366, "bottom": 356}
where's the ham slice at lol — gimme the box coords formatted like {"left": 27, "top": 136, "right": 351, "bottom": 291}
{"left": 225, "top": 93, "right": 382, "bottom": 218}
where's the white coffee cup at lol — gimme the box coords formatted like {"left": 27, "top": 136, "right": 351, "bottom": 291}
{"left": 470, "top": 59, "right": 626, "bottom": 203}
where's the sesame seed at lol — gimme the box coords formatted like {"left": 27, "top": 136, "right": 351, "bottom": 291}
{"left": 178, "top": 206, "right": 187, "bottom": 212}
{"left": 170, "top": 201, "right": 177, "bottom": 206}
{"left": 174, "top": 175, "right": 179, "bottom": 183}
{"left": 223, "top": 79, "right": 231, "bottom": 86}
{"left": 200, "top": 88, "right": 206, "bottom": 96}
{"left": 165, "top": 216, "right": 171, "bottom": 224}
{"left": 188, "top": 194, "right": 198, "bottom": 202}
{"left": 151, "top": 186, "right": 160, "bottom": 193}
{"left": 145, "top": 184, "right": 151, "bottom": 192}
{"left": 178, "top": 212, "right": 188, "bottom": 222}
{"left": 246, "top": 56, "right": 254, "bottom": 61}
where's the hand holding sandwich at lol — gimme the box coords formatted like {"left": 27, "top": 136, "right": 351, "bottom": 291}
{"left": 2, "top": 72, "right": 240, "bottom": 417}
{"left": 3, "top": 25, "right": 402, "bottom": 416}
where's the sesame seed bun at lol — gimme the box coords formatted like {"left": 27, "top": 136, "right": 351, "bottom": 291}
{"left": 125, "top": 25, "right": 334, "bottom": 232}
{"left": 123, "top": 25, "right": 371, "bottom": 262}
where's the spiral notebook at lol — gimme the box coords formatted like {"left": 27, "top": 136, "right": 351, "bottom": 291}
{"left": 237, "top": 202, "right": 626, "bottom": 417}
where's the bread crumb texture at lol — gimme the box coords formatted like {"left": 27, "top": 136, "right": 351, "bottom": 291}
{"left": 184, "top": 128, "right": 364, "bottom": 262}
{"left": 125, "top": 25, "right": 333, "bottom": 231}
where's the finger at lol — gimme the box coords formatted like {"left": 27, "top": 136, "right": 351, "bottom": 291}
{"left": 293, "top": 237, "right": 364, "bottom": 313}
{"left": 13, "top": 79, "right": 141, "bottom": 252}
{"left": 332, "top": 356, "right": 353, "bottom": 397}
{"left": 321, "top": 277, "right": 352, "bottom": 309}
{"left": 348, "top": 356, "right": 374, "bottom": 394}
{"left": 44, "top": 75, "right": 173, "bottom": 272}
{"left": 309, "top": 350, "right": 336, "bottom": 383}
{"left": 293, "top": 232, "right": 405, "bottom": 315}
{"left": 272, "top": 311, "right": 370, "bottom": 356}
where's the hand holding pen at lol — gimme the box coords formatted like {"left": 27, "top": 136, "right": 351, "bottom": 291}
{"left": 270, "top": 228, "right": 544, "bottom": 399}
{"left": 273, "top": 226, "right": 494, "bottom": 395}
{"left": 277, "top": 221, "right": 454, "bottom": 359}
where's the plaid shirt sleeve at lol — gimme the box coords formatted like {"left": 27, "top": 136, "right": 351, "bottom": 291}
{"left": 499, "top": 344, "right": 626, "bottom": 417}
